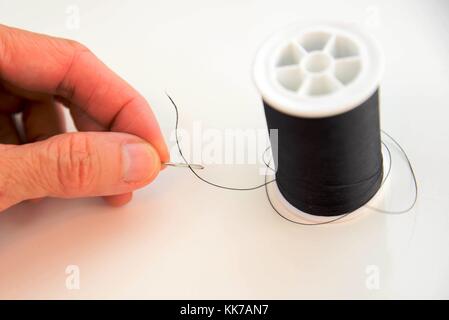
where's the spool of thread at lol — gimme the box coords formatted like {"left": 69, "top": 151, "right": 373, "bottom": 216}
{"left": 253, "top": 22, "right": 385, "bottom": 221}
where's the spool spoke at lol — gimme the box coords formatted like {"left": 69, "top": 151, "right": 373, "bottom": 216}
{"left": 276, "top": 41, "right": 306, "bottom": 67}
{"left": 329, "top": 35, "right": 360, "bottom": 58}
{"left": 308, "top": 74, "right": 343, "bottom": 96}
{"left": 323, "top": 34, "right": 336, "bottom": 54}
{"left": 297, "top": 75, "right": 312, "bottom": 96}
{"left": 328, "top": 74, "right": 344, "bottom": 89}
{"left": 334, "top": 56, "right": 362, "bottom": 84}
{"left": 291, "top": 41, "right": 308, "bottom": 58}
{"left": 276, "top": 65, "right": 304, "bottom": 92}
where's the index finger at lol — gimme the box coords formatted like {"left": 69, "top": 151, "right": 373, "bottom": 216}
{"left": 0, "top": 24, "right": 169, "bottom": 162}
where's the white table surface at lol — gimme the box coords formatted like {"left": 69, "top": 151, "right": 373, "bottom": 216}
{"left": 0, "top": 0, "right": 448, "bottom": 299}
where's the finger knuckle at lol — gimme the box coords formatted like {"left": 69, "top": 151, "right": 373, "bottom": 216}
{"left": 0, "top": 145, "right": 27, "bottom": 210}
{"left": 0, "top": 155, "right": 13, "bottom": 204}
{"left": 55, "top": 39, "right": 92, "bottom": 99}
{"left": 66, "top": 39, "right": 89, "bottom": 53}
{"left": 0, "top": 25, "right": 14, "bottom": 75}
{"left": 48, "top": 134, "right": 98, "bottom": 195}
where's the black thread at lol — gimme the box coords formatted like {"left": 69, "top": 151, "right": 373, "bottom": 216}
{"left": 167, "top": 93, "right": 276, "bottom": 191}
{"left": 263, "top": 91, "right": 383, "bottom": 216}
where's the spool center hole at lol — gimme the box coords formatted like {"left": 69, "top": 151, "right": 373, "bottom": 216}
{"left": 304, "top": 52, "right": 331, "bottom": 73}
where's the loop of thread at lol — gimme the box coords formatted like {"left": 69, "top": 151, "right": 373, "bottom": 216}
{"left": 165, "top": 93, "right": 418, "bottom": 225}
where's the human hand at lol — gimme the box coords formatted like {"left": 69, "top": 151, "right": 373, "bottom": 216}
{"left": 0, "top": 24, "right": 169, "bottom": 212}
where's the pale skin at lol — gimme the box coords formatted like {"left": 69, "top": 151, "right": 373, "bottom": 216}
{"left": 0, "top": 24, "right": 169, "bottom": 212}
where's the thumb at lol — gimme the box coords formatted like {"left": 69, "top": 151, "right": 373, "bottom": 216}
{"left": 0, "top": 132, "right": 161, "bottom": 212}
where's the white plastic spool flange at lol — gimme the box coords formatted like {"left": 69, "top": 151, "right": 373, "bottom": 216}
{"left": 254, "top": 22, "right": 385, "bottom": 223}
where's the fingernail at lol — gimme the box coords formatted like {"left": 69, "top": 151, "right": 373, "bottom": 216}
{"left": 122, "top": 143, "right": 159, "bottom": 182}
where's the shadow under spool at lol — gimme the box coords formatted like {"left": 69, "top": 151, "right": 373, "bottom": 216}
{"left": 263, "top": 90, "right": 383, "bottom": 216}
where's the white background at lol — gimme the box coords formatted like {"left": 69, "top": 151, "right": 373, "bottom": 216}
{"left": 0, "top": 0, "right": 448, "bottom": 299}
